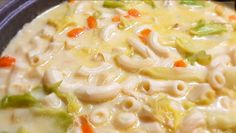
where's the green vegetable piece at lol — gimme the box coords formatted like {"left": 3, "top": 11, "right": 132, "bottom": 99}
{"left": 143, "top": 0, "right": 155, "bottom": 8}
{"left": 103, "top": 0, "right": 125, "bottom": 8}
{"left": 32, "top": 108, "right": 73, "bottom": 132}
{"left": 0, "top": 93, "right": 37, "bottom": 108}
{"left": 187, "top": 51, "right": 212, "bottom": 65}
{"left": 190, "top": 20, "right": 227, "bottom": 36}
{"left": 44, "top": 81, "right": 62, "bottom": 94}
{"left": 180, "top": 0, "right": 205, "bottom": 6}
{"left": 55, "top": 92, "right": 81, "bottom": 114}
{"left": 17, "top": 127, "right": 29, "bottom": 133}
{"left": 140, "top": 67, "right": 207, "bottom": 82}
{"left": 44, "top": 82, "right": 81, "bottom": 114}
{"left": 93, "top": 10, "right": 102, "bottom": 18}
{"left": 118, "top": 16, "right": 133, "bottom": 30}
{"left": 176, "top": 38, "right": 198, "bottom": 54}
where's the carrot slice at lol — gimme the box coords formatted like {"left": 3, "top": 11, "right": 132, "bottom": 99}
{"left": 87, "top": 16, "right": 97, "bottom": 29}
{"left": 174, "top": 59, "right": 187, "bottom": 67}
{"left": 128, "top": 9, "right": 141, "bottom": 17}
{"left": 112, "top": 15, "right": 120, "bottom": 22}
{"left": 229, "top": 15, "right": 236, "bottom": 21}
{"left": 68, "top": 0, "right": 75, "bottom": 3}
{"left": 80, "top": 115, "right": 94, "bottom": 133}
{"left": 0, "top": 56, "right": 16, "bottom": 67}
{"left": 139, "top": 29, "right": 151, "bottom": 44}
{"left": 67, "top": 28, "right": 84, "bottom": 38}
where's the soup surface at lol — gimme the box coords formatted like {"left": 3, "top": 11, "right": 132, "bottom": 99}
{"left": 1, "top": 0, "right": 236, "bottom": 133}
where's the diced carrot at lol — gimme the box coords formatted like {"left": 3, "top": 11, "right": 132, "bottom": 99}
{"left": 68, "top": 0, "right": 75, "bottom": 3}
{"left": 139, "top": 29, "right": 151, "bottom": 44}
{"left": 80, "top": 115, "right": 94, "bottom": 133}
{"left": 67, "top": 28, "right": 84, "bottom": 38}
{"left": 174, "top": 59, "right": 187, "bottom": 67}
{"left": 87, "top": 16, "right": 97, "bottom": 29}
{"left": 128, "top": 9, "right": 141, "bottom": 17}
{"left": 229, "top": 15, "right": 236, "bottom": 21}
{"left": 0, "top": 56, "right": 16, "bottom": 67}
{"left": 112, "top": 15, "right": 120, "bottom": 22}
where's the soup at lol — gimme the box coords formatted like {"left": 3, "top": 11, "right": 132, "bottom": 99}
{"left": 1, "top": 0, "right": 236, "bottom": 133}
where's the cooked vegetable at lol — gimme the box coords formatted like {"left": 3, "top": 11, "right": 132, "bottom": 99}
{"left": 186, "top": 51, "right": 212, "bottom": 65}
{"left": 140, "top": 67, "right": 207, "bottom": 82}
{"left": 118, "top": 16, "right": 133, "bottom": 30}
{"left": 67, "top": 28, "right": 84, "bottom": 38}
{"left": 112, "top": 15, "right": 120, "bottom": 22}
{"left": 0, "top": 93, "right": 37, "bottom": 108}
{"left": 180, "top": 0, "right": 205, "bottom": 6}
{"left": 93, "top": 11, "right": 102, "bottom": 19}
{"left": 87, "top": 16, "right": 97, "bottom": 29}
{"left": 128, "top": 9, "right": 141, "bottom": 17}
{"left": 175, "top": 38, "right": 198, "bottom": 54}
{"left": 229, "top": 15, "right": 236, "bottom": 21}
{"left": 17, "top": 127, "right": 29, "bottom": 133}
{"left": 139, "top": 29, "right": 151, "bottom": 44}
{"left": 174, "top": 59, "right": 187, "bottom": 67}
{"left": 0, "top": 56, "right": 16, "bottom": 67}
{"left": 80, "top": 115, "right": 94, "bottom": 133}
{"left": 44, "top": 82, "right": 81, "bottom": 114}
{"left": 32, "top": 108, "right": 73, "bottom": 132}
{"left": 190, "top": 20, "right": 227, "bottom": 36}
{"left": 148, "top": 95, "right": 182, "bottom": 130}
{"left": 103, "top": 0, "right": 125, "bottom": 8}
{"left": 143, "top": 0, "right": 155, "bottom": 8}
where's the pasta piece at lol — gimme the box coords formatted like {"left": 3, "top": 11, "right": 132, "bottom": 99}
{"left": 119, "top": 97, "right": 141, "bottom": 112}
{"left": 187, "top": 84, "right": 216, "bottom": 105}
{"left": 140, "top": 67, "right": 208, "bottom": 82}
{"left": 206, "top": 111, "right": 236, "bottom": 130}
{"left": 114, "top": 55, "right": 153, "bottom": 73}
{"left": 208, "top": 70, "right": 226, "bottom": 90}
{"left": 210, "top": 54, "right": 231, "bottom": 70}
{"left": 128, "top": 37, "right": 149, "bottom": 58}
{"left": 138, "top": 105, "right": 157, "bottom": 121}
{"left": 65, "top": 39, "right": 78, "bottom": 50}
{"left": 41, "top": 24, "right": 56, "bottom": 40}
{"left": 178, "top": 110, "right": 206, "bottom": 133}
{"left": 224, "top": 67, "right": 236, "bottom": 90}
{"left": 138, "top": 79, "right": 188, "bottom": 96}
{"left": 148, "top": 31, "right": 170, "bottom": 57}
{"left": 42, "top": 93, "right": 62, "bottom": 108}
{"left": 75, "top": 82, "right": 121, "bottom": 102}
{"left": 113, "top": 112, "right": 137, "bottom": 129}
{"left": 43, "top": 69, "right": 64, "bottom": 87}
{"left": 142, "top": 122, "right": 166, "bottom": 133}
{"left": 76, "top": 63, "right": 112, "bottom": 76}
{"left": 89, "top": 108, "right": 110, "bottom": 125}
{"left": 100, "top": 23, "right": 118, "bottom": 41}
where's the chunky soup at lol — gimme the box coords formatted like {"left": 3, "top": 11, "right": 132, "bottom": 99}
{"left": 1, "top": 0, "right": 236, "bottom": 133}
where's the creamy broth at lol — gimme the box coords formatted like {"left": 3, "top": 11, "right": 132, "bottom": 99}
{"left": 1, "top": 0, "right": 236, "bottom": 133}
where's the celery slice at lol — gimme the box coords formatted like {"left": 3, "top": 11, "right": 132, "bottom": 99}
{"left": 143, "top": 0, "right": 155, "bottom": 8}
{"left": 32, "top": 108, "right": 73, "bottom": 132}
{"left": 187, "top": 51, "right": 212, "bottom": 65}
{"left": 190, "top": 20, "right": 227, "bottom": 36}
{"left": 180, "top": 0, "right": 205, "bottom": 6}
{"left": 140, "top": 67, "right": 207, "bottom": 82}
{"left": 0, "top": 93, "right": 37, "bottom": 108}
{"left": 103, "top": 0, "right": 125, "bottom": 8}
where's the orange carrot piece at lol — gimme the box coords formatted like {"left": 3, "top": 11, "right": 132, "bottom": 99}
{"left": 68, "top": 0, "right": 75, "bottom": 3}
{"left": 112, "top": 15, "right": 120, "bottom": 22}
{"left": 139, "top": 29, "right": 151, "bottom": 44}
{"left": 80, "top": 115, "right": 94, "bottom": 133}
{"left": 67, "top": 28, "right": 84, "bottom": 38}
{"left": 0, "top": 56, "right": 16, "bottom": 67}
{"left": 229, "top": 15, "right": 236, "bottom": 21}
{"left": 87, "top": 16, "right": 97, "bottom": 29}
{"left": 128, "top": 9, "right": 141, "bottom": 17}
{"left": 174, "top": 59, "right": 187, "bottom": 67}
